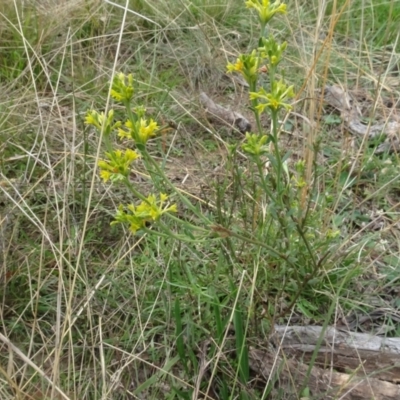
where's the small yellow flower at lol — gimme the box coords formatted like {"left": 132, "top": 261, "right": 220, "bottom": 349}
{"left": 97, "top": 160, "right": 111, "bottom": 170}
{"left": 227, "top": 58, "right": 244, "bottom": 73}
{"left": 250, "top": 79, "right": 294, "bottom": 113}
{"left": 100, "top": 170, "right": 112, "bottom": 182}
{"left": 138, "top": 118, "right": 159, "bottom": 144}
{"left": 117, "top": 124, "right": 131, "bottom": 140}
{"left": 245, "top": 0, "right": 287, "bottom": 25}
{"left": 98, "top": 149, "right": 140, "bottom": 183}
{"left": 85, "top": 109, "right": 120, "bottom": 136}
{"left": 118, "top": 118, "right": 159, "bottom": 145}
{"left": 168, "top": 204, "right": 178, "bottom": 213}
{"left": 226, "top": 51, "right": 259, "bottom": 86}
{"left": 160, "top": 193, "right": 168, "bottom": 202}
{"left": 85, "top": 110, "right": 100, "bottom": 129}
{"left": 125, "top": 148, "right": 140, "bottom": 162}
{"left": 111, "top": 194, "right": 177, "bottom": 234}
{"left": 111, "top": 73, "right": 134, "bottom": 103}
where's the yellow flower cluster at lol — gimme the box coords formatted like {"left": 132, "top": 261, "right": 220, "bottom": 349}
{"left": 226, "top": 51, "right": 259, "bottom": 86}
{"left": 250, "top": 80, "right": 294, "bottom": 113}
{"left": 98, "top": 149, "right": 140, "bottom": 182}
{"left": 245, "top": 0, "right": 286, "bottom": 25}
{"left": 85, "top": 110, "right": 121, "bottom": 136}
{"left": 259, "top": 35, "right": 287, "bottom": 67}
{"left": 86, "top": 73, "right": 176, "bottom": 235}
{"left": 118, "top": 118, "right": 159, "bottom": 145}
{"left": 241, "top": 133, "right": 269, "bottom": 155}
{"left": 111, "top": 73, "right": 134, "bottom": 103}
{"left": 111, "top": 194, "right": 177, "bottom": 234}
{"left": 85, "top": 74, "right": 159, "bottom": 146}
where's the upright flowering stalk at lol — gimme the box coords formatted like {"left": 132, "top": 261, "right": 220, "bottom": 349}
{"left": 227, "top": 50, "right": 264, "bottom": 132}
{"left": 85, "top": 73, "right": 178, "bottom": 235}
{"left": 110, "top": 74, "right": 160, "bottom": 150}
{"left": 225, "top": 0, "right": 296, "bottom": 253}
{"left": 245, "top": 0, "right": 287, "bottom": 36}
{"left": 227, "top": 1, "right": 292, "bottom": 145}
{"left": 227, "top": 0, "right": 292, "bottom": 190}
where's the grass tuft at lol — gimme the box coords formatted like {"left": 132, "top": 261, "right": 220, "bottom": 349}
{"left": 0, "top": 0, "right": 399, "bottom": 398}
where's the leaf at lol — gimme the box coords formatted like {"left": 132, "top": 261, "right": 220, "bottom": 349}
{"left": 323, "top": 114, "right": 342, "bottom": 125}
{"left": 233, "top": 307, "right": 249, "bottom": 383}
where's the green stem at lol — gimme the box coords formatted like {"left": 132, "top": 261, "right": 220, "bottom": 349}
{"left": 123, "top": 177, "right": 150, "bottom": 203}
{"left": 261, "top": 23, "right": 267, "bottom": 39}
{"left": 143, "top": 221, "right": 210, "bottom": 243}
{"left": 102, "top": 134, "right": 113, "bottom": 154}
{"left": 270, "top": 110, "right": 283, "bottom": 190}
{"left": 166, "top": 213, "right": 209, "bottom": 233}
{"left": 250, "top": 80, "right": 263, "bottom": 135}
{"left": 255, "top": 159, "right": 274, "bottom": 198}
{"left": 269, "top": 65, "right": 275, "bottom": 90}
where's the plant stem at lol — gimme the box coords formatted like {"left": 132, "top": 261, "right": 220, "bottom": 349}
{"left": 250, "top": 81, "right": 263, "bottom": 135}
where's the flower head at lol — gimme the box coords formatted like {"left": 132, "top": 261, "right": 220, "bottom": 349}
{"left": 226, "top": 50, "right": 260, "bottom": 86}
{"left": 138, "top": 118, "right": 159, "bottom": 143}
{"left": 98, "top": 148, "right": 140, "bottom": 182}
{"left": 245, "top": 0, "right": 287, "bottom": 25}
{"left": 85, "top": 109, "right": 121, "bottom": 136}
{"left": 259, "top": 35, "right": 287, "bottom": 68}
{"left": 111, "top": 194, "right": 177, "bottom": 234}
{"left": 111, "top": 73, "right": 135, "bottom": 103}
{"left": 250, "top": 79, "right": 294, "bottom": 113}
{"left": 118, "top": 118, "right": 159, "bottom": 145}
{"left": 242, "top": 133, "right": 269, "bottom": 155}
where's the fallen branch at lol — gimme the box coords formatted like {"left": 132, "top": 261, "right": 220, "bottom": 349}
{"left": 199, "top": 92, "right": 251, "bottom": 133}
{"left": 322, "top": 85, "right": 400, "bottom": 153}
{"left": 249, "top": 325, "right": 400, "bottom": 399}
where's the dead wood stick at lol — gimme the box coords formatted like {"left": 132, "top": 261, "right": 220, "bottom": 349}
{"left": 250, "top": 347, "right": 400, "bottom": 400}
{"left": 272, "top": 325, "right": 400, "bottom": 382}
{"left": 248, "top": 325, "right": 400, "bottom": 399}
{"left": 199, "top": 92, "right": 251, "bottom": 133}
{"left": 322, "top": 85, "right": 400, "bottom": 153}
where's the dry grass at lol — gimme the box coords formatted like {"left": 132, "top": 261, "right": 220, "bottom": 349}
{"left": 0, "top": 0, "right": 399, "bottom": 398}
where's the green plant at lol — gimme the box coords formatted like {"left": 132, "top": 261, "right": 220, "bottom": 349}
{"left": 83, "top": 1, "right": 363, "bottom": 398}
{"left": 2, "top": 0, "right": 398, "bottom": 398}
{"left": 221, "top": 0, "right": 358, "bottom": 324}
{"left": 85, "top": 72, "right": 218, "bottom": 241}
